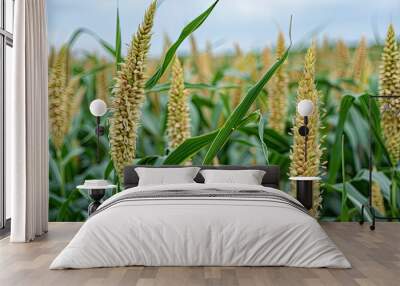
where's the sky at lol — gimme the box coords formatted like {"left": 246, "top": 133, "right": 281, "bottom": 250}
{"left": 47, "top": 0, "right": 400, "bottom": 57}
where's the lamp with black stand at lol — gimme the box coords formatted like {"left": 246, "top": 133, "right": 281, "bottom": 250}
{"left": 90, "top": 99, "right": 107, "bottom": 164}
{"left": 359, "top": 94, "right": 400, "bottom": 230}
{"left": 77, "top": 99, "right": 116, "bottom": 215}
{"left": 290, "top": 99, "right": 321, "bottom": 210}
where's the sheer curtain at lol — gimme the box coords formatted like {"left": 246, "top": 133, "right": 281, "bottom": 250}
{"left": 7, "top": 0, "right": 49, "bottom": 242}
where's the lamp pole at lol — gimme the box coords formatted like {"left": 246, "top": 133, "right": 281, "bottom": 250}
{"left": 89, "top": 99, "right": 107, "bottom": 164}
{"left": 95, "top": 116, "right": 106, "bottom": 164}
{"left": 298, "top": 116, "right": 309, "bottom": 162}
{"left": 297, "top": 99, "right": 313, "bottom": 163}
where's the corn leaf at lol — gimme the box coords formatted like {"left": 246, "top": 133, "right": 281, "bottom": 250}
{"left": 115, "top": 6, "right": 122, "bottom": 70}
{"left": 340, "top": 135, "right": 349, "bottom": 220}
{"left": 258, "top": 115, "right": 269, "bottom": 165}
{"left": 61, "top": 147, "right": 85, "bottom": 167}
{"left": 145, "top": 82, "right": 238, "bottom": 94}
{"left": 104, "top": 160, "right": 114, "bottom": 180}
{"left": 327, "top": 94, "right": 355, "bottom": 183}
{"left": 357, "top": 93, "right": 391, "bottom": 162}
{"left": 163, "top": 130, "right": 219, "bottom": 165}
{"left": 77, "top": 63, "right": 110, "bottom": 79}
{"left": 145, "top": 0, "right": 220, "bottom": 89}
{"left": 326, "top": 182, "right": 373, "bottom": 222}
{"left": 353, "top": 169, "right": 391, "bottom": 202}
{"left": 239, "top": 127, "right": 290, "bottom": 154}
{"left": 163, "top": 111, "right": 260, "bottom": 165}
{"left": 134, "top": 155, "right": 162, "bottom": 165}
{"left": 67, "top": 28, "right": 115, "bottom": 57}
{"left": 202, "top": 30, "right": 292, "bottom": 164}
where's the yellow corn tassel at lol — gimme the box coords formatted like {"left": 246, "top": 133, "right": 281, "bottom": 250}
{"left": 190, "top": 35, "right": 213, "bottom": 84}
{"left": 96, "top": 60, "right": 110, "bottom": 105}
{"left": 262, "top": 46, "right": 272, "bottom": 70}
{"left": 109, "top": 1, "right": 157, "bottom": 179}
{"left": 167, "top": 58, "right": 191, "bottom": 150}
{"left": 352, "top": 36, "right": 370, "bottom": 92}
{"left": 321, "top": 35, "right": 330, "bottom": 55}
{"left": 379, "top": 24, "right": 400, "bottom": 165}
{"left": 316, "top": 35, "right": 331, "bottom": 75}
{"left": 289, "top": 43, "right": 324, "bottom": 217}
{"left": 258, "top": 46, "right": 272, "bottom": 113}
{"left": 267, "top": 32, "right": 288, "bottom": 134}
{"left": 288, "top": 70, "right": 303, "bottom": 83}
{"left": 232, "top": 80, "right": 243, "bottom": 108}
{"left": 62, "top": 76, "right": 80, "bottom": 137}
{"left": 234, "top": 52, "right": 258, "bottom": 81}
{"left": 229, "top": 44, "right": 244, "bottom": 108}
{"left": 49, "top": 47, "right": 81, "bottom": 150}
{"left": 48, "top": 46, "right": 68, "bottom": 150}
{"left": 335, "top": 39, "right": 350, "bottom": 79}
{"left": 372, "top": 181, "right": 386, "bottom": 215}
{"left": 230, "top": 49, "right": 258, "bottom": 107}
{"left": 197, "top": 45, "right": 213, "bottom": 83}
{"left": 333, "top": 39, "right": 351, "bottom": 101}
{"left": 189, "top": 35, "right": 201, "bottom": 81}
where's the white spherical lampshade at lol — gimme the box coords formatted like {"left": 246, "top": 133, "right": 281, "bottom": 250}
{"left": 89, "top": 99, "right": 107, "bottom": 117}
{"left": 297, "top": 99, "right": 314, "bottom": 117}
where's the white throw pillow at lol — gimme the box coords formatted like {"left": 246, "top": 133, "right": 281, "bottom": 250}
{"left": 136, "top": 167, "right": 201, "bottom": 186}
{"left": 200, "top": 169, "right": 266, "bottom": 185}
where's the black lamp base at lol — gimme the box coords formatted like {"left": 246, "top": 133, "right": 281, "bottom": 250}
{"left": 296, "top": 180, "right": 313, "bottom": 210}
{"left": 88, "top": 189, "right": 105, "bottom": 215}
{"left": 359, "top": 203, "right": 400, "bottom": 231}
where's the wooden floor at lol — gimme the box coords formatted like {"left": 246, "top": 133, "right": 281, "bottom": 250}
{"left": 0, "top": 223, "right": 399, "bottom": 286}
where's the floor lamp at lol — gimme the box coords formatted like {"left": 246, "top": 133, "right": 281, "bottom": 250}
{"left": 89, "top": 99, "right": 107, "bottom": 163}
{"left": 289, "top": 99, "right": 321, "bottom": 210}
{"left": 360, "top": 94, "right": 400, "bottom": 230}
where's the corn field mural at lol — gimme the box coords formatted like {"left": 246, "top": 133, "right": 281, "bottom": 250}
{"left": 48, "top": 0, "right": 400, "bottom": 222}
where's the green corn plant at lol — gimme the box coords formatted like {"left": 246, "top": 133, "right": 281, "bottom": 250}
{"left": 202, "top": 17, "right": 292, "bottom": 164}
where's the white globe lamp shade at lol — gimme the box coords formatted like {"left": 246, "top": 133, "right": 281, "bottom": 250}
{"left": 89, "top": 99, "right": 107, "bottom": 117}
{"left": 297, "top": 99, "right": 314, "bottom": 117}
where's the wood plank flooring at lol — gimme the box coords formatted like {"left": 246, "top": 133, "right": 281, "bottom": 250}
{"left": 0, "top": 222, "right": 399, "bottom": 286}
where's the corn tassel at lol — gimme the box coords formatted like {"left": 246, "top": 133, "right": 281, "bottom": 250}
{"left": 333, "top": 39, "right": 351, "bottom": 101}
{"left": 352, "top": 36, "right": 370, "bottom": 92}
{"left": 335, "top": 39, "right": 350, "bottom": 79}
{"left": 167, "top": 58, "right": 191, "bottom": 150}
{"left": 48, "top": 46, "right": 68, "bottom": 150}
{"left": 109, "top": 1, "right": 157, "bottom": 179}
{"left": 379, "top": 24, "right": 400, "bottom": 165}
{"left": 96, "top": 60, "right": 110, "bottom": 104}
{"left": 267, "top": 32, "right": 288, "bottom": 134}
{"left": 372, "top": 181, "right": 386, "bottom": 215}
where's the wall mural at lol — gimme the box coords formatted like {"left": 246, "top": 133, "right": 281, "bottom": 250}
{"left": 47, "top": 0, "right": 400, "bottom": 222}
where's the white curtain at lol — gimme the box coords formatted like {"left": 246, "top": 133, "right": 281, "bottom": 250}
{"left": 7, "top": 0, "right": 49, "bottom": 242}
